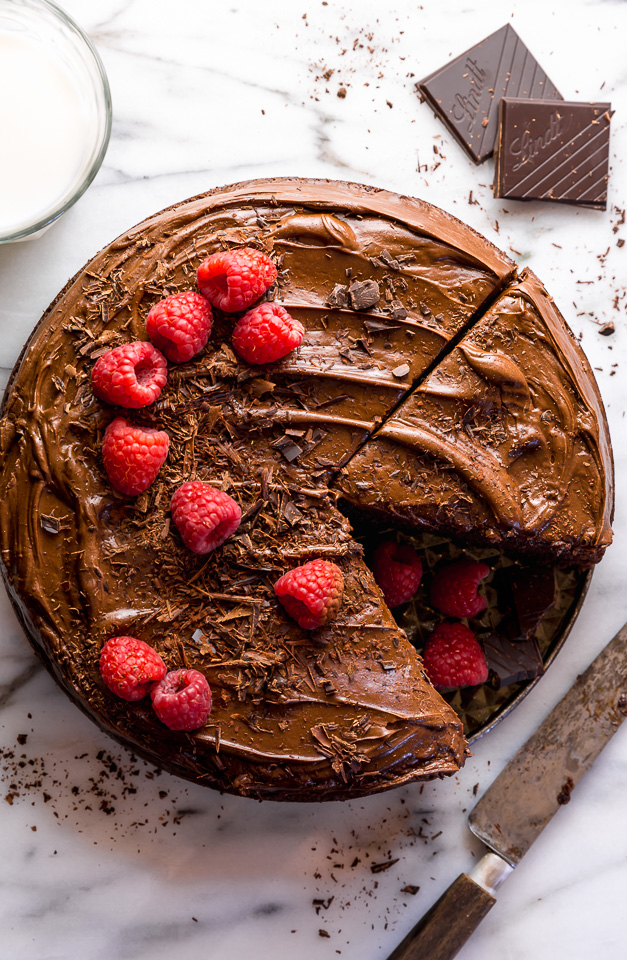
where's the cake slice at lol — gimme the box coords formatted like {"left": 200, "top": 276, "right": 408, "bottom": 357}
{"left": 338, "top": 270, "right": 614, "bottom": 564}
{"left": 0, "top": 315, "right": 467, "bottom": 800}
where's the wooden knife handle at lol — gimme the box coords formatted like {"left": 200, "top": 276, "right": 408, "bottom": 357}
{"left": 387, "top": 873, "right": 496, "bottom": 960}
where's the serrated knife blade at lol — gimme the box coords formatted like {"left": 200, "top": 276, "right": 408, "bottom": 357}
{"left": 387, "top": 622, "right": 627, "bottom": 960}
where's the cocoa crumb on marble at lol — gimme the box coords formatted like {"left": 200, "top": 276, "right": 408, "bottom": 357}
{"left": 371, "top": 858, "right": 400, "bottom": 873}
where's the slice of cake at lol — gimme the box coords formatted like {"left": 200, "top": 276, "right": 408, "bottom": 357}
{"left": 338, "top": 269, "right": 613, "bottom": 564}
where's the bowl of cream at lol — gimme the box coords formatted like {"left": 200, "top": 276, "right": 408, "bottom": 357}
{"left": 0, "top": 0, "right": 112, "bottom": 242}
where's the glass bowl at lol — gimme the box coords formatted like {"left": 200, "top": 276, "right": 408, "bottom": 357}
{"left": 0, "top": 0, "right": 112, "bottom": 242}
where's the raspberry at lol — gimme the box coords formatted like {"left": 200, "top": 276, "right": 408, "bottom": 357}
{"left": 430, "top": 559, "right": 490, "bottom": 618}
{"left": 170, "top": 480, "right": 241, "bottom": 555}
{"left": 145, "top": 291, "right": 212, "bottom": 363}
{"left": 372, "top": 540, "right": 423, "bottom": 608}
{"left": 151, "top": 669, "right": 212, "bottom": 731}
{"left": 91, "top": 341, "right": 168, "bottom": 408}
{"left": 274, "top": 559, "right": 344, "bottom": 630}
{"left": 99, "top": 636, "right": 167, "bottom": 701}
{"left": 422, "top": 622, "right": 489, "bottom": 690}
{"left": 197, "top": 247, "right": 277, "bottom": 312}
{"left": 232, "top": 303, "right": 305, "bottom": 365}
{"left": 102, "top": 416, "right": 169, "bottom": 496}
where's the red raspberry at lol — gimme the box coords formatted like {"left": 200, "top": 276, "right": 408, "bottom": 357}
{"left": 151, "top": 669, "right": 212, "bottom": 731}
{"left": 91, "top": 341, "right": 167, "bottom": 408}
{"left": 232, "top": 303, "right": 304, "bottom": 365}
{"left": 145, "top": 291, "right": 212, "bottom": 363}
{"left": 274, "top": 559, "right": 344, "bottom": 630}
{"left": 102, "top": 416, "right": 169, "bottom": 496}
{"left": 197, "top": 247, "right": 277, "bottom": 312}
{"left": 372, "top": 540, "right": 423, "bottom": 608}
{"left": 430, "top": 559, "right": 490, "bottom": 618}
{"left": 422, "top": 622, "right": 489, "bottom": 690}
{"left": 99, "top": 636, "right": 167, "bottom": 701}
{"left": 170, "top": 480, "right": 241, "bottom": 554}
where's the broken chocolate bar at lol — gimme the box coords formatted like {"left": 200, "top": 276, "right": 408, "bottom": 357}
{"left": 510, "top": 567, "right": 556, "bottom": 637}
{"left": 483, "top": 631, "right": 544, "bottom": 689}
{"left": 494, "top": 98, "right": 612, "bottom": 209}
{"left": 418, "top": 24, "right": 562, "bottom": 164}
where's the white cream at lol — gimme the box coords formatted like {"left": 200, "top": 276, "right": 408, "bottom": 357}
{"left": 0, "top": 31, "right": 97, "bottom": 236}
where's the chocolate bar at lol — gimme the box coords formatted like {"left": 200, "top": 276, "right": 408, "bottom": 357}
{"left": 483, "top": 631, "right": 544, "bottom": 689}
{"left": 494, "top": 98, "right": 612, "bottom": 209}
{"left": 510, "top": 567, "right": 556, "bottom": 637}
{"left": 418, "top": 24, "right": 562, "bottom": 164}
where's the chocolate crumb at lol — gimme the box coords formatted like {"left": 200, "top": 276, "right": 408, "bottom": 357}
{"left": 557, "top": 777, "right": 575, "bottom": 805}
{"left": 326, "top": 284, "right": 349, "bottom": 308}
{"left": 390, "top": 300, "right": 407, "bottom": 321}
{"left": 348, "top": 279, "right": 380, "bottom": 311}
{"left": 40, "top": 515, "right": 60, "bottom": 535}
{"left": 370, "top": 858, "right": 399, "bottom": 873}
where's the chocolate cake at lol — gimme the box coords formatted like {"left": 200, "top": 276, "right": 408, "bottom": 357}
{"left": 0, "top": 179, "right": 613, "bottom": 801}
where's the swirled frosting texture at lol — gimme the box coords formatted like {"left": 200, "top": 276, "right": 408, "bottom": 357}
{"left": 339, "top": 270, "right": 613, "bottom": 564}
{"left": 0, "top": 178, "right": 528, "bottom": 800}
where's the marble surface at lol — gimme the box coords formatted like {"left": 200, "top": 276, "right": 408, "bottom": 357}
{"left": 1, "top": 0, "right": 626, "bottom": 957}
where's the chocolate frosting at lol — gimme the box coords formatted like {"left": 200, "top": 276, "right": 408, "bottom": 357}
{"left": 339, "top": 269, "right": 614, "bottom": 564}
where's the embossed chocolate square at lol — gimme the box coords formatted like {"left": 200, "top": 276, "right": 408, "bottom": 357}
{"left": 494, "top": 98, "right": 612, "bottom": 209}
{"left": 418, "top": 24, "right": 561, "bottom": 164}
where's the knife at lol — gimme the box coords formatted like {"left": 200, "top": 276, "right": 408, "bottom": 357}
{"left": 387, "top": 621, "right": 627, "bottom": 960}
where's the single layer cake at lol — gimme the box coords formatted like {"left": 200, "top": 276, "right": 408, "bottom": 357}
{"left": 0, "top": 179, "right": 613, "bottom": 801}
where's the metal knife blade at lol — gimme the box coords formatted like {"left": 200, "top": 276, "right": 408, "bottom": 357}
{"left": 386, "top": 622, "right": 627, "bottom": 960}
{"left": 469, "top": 621, "right": 627, "bottom": 866}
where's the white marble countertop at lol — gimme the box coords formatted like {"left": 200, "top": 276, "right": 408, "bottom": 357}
{"left": 1, "top": 1, "right": 626, "bottom": 957}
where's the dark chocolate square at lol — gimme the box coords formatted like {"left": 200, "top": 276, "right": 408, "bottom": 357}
{"left": 483, "top": 632, "right": 544, "bottom": 689}
{"left": 418, "top": 24, "right": 562, "bottom": 164}
{"left": 494, "top": 98, "right": 612, "bottom": 209}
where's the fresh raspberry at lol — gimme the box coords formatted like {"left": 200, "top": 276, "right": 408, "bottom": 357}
{"left": 102, "top": 416, "right": 169, "bottom": 496}
{"left": 232, "top": 303, "right": 304, "bottom": 365}
{"left": 151, "top": 669, "right": 212, "bottom": 731}
{"left": 430, "top": 559, "right": 490, "bottom": 618}
{"left": 99, "top": 636, "right": 167, "bottom": 702}
{"left": 422, "top": 622, "right": 489, "bottom": 690}
{"left": 372, "top": 540, "right": 423, "bottom": 608}
{"left": 145, "top": 291, "right": 213, "bottom": 363}
{"left": 274, "top": 559, "right": 344, "bottom": 630}
{"left": 91, "top": 341, "right": 168, "bottom": 409}
{"left": 197, "top": 247, "right": 277, "bottom": 312}
{"left": 170, "top": 480, "right": 241, "bottom": 555}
